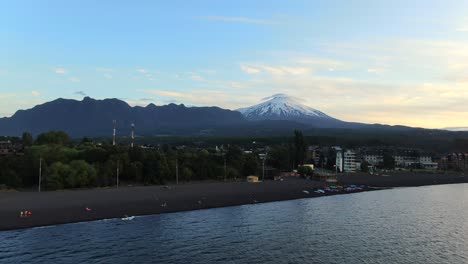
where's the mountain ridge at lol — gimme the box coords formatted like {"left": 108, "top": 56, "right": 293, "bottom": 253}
{"left": 0, "top": 95, "right": 461, "bottom": 138}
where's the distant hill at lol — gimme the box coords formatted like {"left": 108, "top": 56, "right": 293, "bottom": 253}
{"left": 0, "top": 96, "right": 465, "bottom": 139}
{"left": 0, "top": 97, "right": 247, "bottom": 137}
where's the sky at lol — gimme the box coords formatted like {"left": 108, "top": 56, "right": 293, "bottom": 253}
{"left": 1, "top": 0, "right": 468, "bottom": 129}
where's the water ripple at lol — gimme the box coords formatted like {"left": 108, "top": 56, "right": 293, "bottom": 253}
{"left": 1, "top": 184, "right": 468, "bottom": 263}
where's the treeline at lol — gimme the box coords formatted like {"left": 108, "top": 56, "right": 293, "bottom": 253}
{"left": 0, "top": 130, "right": 309, "bottom": 190}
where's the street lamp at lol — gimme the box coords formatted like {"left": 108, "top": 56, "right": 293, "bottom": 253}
{"left": 261, "top": 153, "right": 268, "bottom": 181}
{"left": 38, "top": 156, "right": 42, "bottom": 192}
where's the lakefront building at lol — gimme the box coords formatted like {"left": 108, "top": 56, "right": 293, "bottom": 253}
{"left": 333, "top": 146, "right": 343, "bottom": 172}
{"left": 343, "top": 149, "right": 357, "bottom": 173}
{"left": 363, "top": 154, "right": 384, "bottom": 166}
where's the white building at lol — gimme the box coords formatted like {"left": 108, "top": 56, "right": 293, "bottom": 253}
{"left": 334, "top": 147, "right": 343, "bottom": 172}
{"left": 419, "top": 156, "right": 438, "bottom": 169}
{"left": 363, "top": 154, "right": 383, "bottom": 166}
{"left": 343, "top": 149, "right": 357, "bottom": 173}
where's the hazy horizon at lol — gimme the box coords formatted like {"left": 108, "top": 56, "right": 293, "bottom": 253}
{"left": 2, "top": 0, "right": 468, "bottom": 128}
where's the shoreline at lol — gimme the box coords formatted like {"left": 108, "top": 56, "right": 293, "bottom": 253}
{"left": 1, "top": 173, "right": 467, "bottom": 231}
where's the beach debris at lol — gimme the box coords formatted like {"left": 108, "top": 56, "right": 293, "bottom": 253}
{"left": 121, "top": 215, "right": 135, "bottom": 221}
{"left": 161, "top": 202, "right": 167, "bottom": 208}
{"left": 19, "top": 211, "right": 32, "bottom": 218}
{"left": 302, "top": 190, "right": 310, "bottom": 194}
{"left": 85, "top": 207, "right": 92, "bottom": 212}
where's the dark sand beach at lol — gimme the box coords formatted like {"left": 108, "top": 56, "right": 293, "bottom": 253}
{"left": 1, "top": 173, "right": 466, "bottom": 231}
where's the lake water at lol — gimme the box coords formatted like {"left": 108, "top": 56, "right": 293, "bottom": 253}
{"left": 1, "top": 184, "right": 468, "bottom": 264}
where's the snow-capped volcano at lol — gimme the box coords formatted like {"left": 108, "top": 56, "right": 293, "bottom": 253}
{"left": 238, "top": 94, "right": 332, "bottom": 119}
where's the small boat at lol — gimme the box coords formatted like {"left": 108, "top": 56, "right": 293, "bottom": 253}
{"left": 121, "top": 215, "right": 135, "bottom": 221}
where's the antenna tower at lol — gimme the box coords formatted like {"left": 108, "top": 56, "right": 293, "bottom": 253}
{"left": 112, "top": 120, "right": 116, "bottom": 146}
{"left": 131, "top": 123, "right": 135, "bottom": 148}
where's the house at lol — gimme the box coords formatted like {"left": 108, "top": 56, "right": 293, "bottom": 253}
{"left": 0, "top": 141, "right": 22, "bottom": 156}
{"left": 363, "top": 154, "right": 384, "bottom": 166}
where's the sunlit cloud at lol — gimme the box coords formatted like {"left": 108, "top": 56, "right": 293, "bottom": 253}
{"left": 31, "top": 91, "right": 40, "bottom": 97}
{"left": 54, "top": 68, "right": 66, "bottom": 74}
{"left": 241, "top": 65, "right": 261, "bottom": 74}
{"left": 240, "top": 64, "right": 310, "bottom": 76}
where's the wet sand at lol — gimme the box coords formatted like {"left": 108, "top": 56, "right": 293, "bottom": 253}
{"left": 1, "top": 173, "right": 466, "bottom": 231}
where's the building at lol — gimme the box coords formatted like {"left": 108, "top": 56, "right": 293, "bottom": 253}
{"left": 343, "top": 149, "right": 357, "bottom": 173}
{"left": 418, "top": 156, "right": 438, "bottom": 169}
{"left": 363, "top": 154, "right": 384, "bottom": 166}
{"left": 439, "top": 153, "right": 467, "bottom": 171}
{"left": 0, "top": 141, "right": 23, "bottom": 156}
{"left": 333, "top": 147, "right": 343, "bottom": 172}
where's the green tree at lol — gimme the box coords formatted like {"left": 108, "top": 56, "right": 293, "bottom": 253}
{"left": 36, "top": 131, "right": 70, "bottom": 146}
{"left": 268, "top": 145, "right": 290, "bottom": 171}
{"left": 381, "top": 150, "right": 395, "bottom": 170}
{"left": 69, "top": 160, "right": 97, "bottom": 187}
{"left": 293, "top": 130, "right": 307, "bottom": 167}
{"left": 47, "top": 162, "right": 70, "bottom": 190}
{"left": 22, "top": 132, "right": 33, "bottom": 147}
{"left": 360, "top": 161, "right": 370, "bottom": 172}
{"left": 297, "top": 165, "right": 313, "bottom": 176}
{"left": 242, "top": 154, "right": 258, "bottom": 176}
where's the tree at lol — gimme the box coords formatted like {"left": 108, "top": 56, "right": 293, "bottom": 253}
{"left": 69, "top": 160, "right": 97, "bottom": 187}
{"left": 242, "top": 154, "right": 258, "bottom": 176}
{"left": 268, "top": 145, "right": 290, "bottom": 171}
{"left": 47, "top": 162, "right": 70, "bottom": 190}
{"left": 36, "top": 131, "right": 70, "bottom": 146}
{"left": 297, "top": 165, "right": 313, "bottom": 177}
{"left": 360, "top": 161, "right": 370, "bottom": 172}
{"left": 381, "top": 150, "right": 395, "bottom": 170}
{"left": 326, "top": 147, "right": 337, "bottom": 170}
{"left": 22, "top": 132, "right": 33, "bottom": 147}
{"left": 293, "top": 130, "right": 307, "bottom": 167}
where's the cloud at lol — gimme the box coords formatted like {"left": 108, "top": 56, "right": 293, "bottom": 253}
{"left": 139, "top": 98, "right": 155, "bottom": 102}
{"left": 144, "top": 90, "right": 186, "bottom": 98}
{"left": 198, "top": 16, "right": 275, "bottom": 25}
{"left": 240, "top": 64, "right": 310, "bottom": 76}
{"left": 54, "top": 68, "right": 66, "bottom": 74}
{"left": 190, "top": 73, "right": 205, "bottom": 81}
{"left": 0, "top": 93, "right": 16, "bottom": 99}
{"left": 241, "top": 65, "right": 261, "bottom": 74}
{"left": 141, "top": 89, "right": 254, "bottom": 108}
{"left": 31, "top": 91, "right": 40, "bottom": 97}
{"left": 104, "top": 73, "right": 113, "bottom": 79}
{"left": 70, "top": 77, "right": 80, "bottom": 82}
{"left": 74, "top": 91, "right": 87, "bottom": 97}
{"left": 137, "top": 69, "right": 148, "bottom": 74}
{"left": 367, "top": 68, "right": 384, "bottom": 74}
